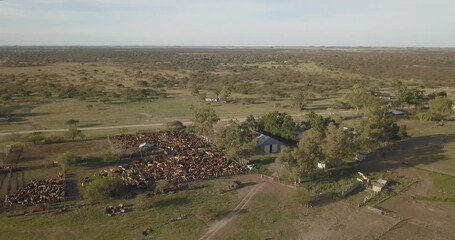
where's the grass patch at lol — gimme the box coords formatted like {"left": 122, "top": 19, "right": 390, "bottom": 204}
{"left": 220, "top": 192, "right": 298, "bottom": 240}
{"left": 0, "top": 178, "right": 239, "bottom": 240}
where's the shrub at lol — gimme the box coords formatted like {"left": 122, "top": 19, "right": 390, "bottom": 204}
{"left": 44, "top": 135, "right": 65, "bottom": 144}
{"left": 83, "top": 176, "right": 127, "bottom": 202}
{"left": 398, "top": 125, "right": 409, "bottom": 139}
{"left": 25, "top": 133, "right": 46, "bottom": 144}
{"left": 153, "top": 180, "right": 168, "bottom": 194}
{"left": 60, "top": 152, "right": 82, "bottom": 168}
{"left": 165, "top": 121, "right": 186, "bottom": 131}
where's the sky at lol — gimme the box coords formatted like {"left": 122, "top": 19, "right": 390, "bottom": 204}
{"left": 0, "top": 0, "right": 454, "bottom": 47}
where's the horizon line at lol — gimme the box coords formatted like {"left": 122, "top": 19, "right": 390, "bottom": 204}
{"left": 0, "top": 45, "right": 455, "bottom": 49}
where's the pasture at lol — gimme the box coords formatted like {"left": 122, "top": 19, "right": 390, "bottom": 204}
{"left": 1, "top": 47, "right": 455, "bottom": 239}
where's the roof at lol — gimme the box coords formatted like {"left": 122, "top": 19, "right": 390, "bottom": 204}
{"left": 256, "top": 134, "right": 282, "bottom": 146}
{"left": 388, "top": 109, "right": 407, "bottom": 115}
{"left": 371, "top": 179, "right": 387, "bottom": 187}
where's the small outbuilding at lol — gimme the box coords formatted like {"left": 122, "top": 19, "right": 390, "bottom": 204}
{"left": 317, "top": 162, "right": 326, "bottom": 169}
{"left": 257, "top": 134, "right": 282, "bottom": 154}
{"left": 371, "top": 179, "right": 388, "bottom": 193}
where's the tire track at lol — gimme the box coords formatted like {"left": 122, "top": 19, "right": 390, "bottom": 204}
{"left": 199, "top": 182, "right": 265, "bottom": 240}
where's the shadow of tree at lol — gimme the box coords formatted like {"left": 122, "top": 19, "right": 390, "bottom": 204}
{"left": 155, "top": 197, "right": 189, "bottom": 208}
{"left": 8, "top": 112, "right": 51, "bottom": 122}
{"left": 359, "top": 134, "right": 454, "bottom": 173}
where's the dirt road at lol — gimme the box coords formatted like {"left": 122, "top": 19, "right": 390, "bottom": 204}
{"left": 0, "top": 111, "right": 354, "bottom": 136}
{"left": 199, "top": 182, "right": 265, "bottom": 240}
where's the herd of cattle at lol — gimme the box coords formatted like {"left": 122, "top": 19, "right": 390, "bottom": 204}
{"left": 104, "top": 131, "right": 244, "bottom": 187}
{"left": 2, "top": 131, "right": 244, "bottom": 208}
{"left": 3, "top": 178, "right": 65, "bottom": 207}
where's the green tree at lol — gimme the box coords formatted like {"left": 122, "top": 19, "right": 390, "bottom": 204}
{"left": 65, "top": 127, "right": 85, "bottom": 141}
{"left": 83, "top": 176, "right": 127, "bottom": 202}
{"left": 404, "top": 87, "right": 425, "bottom": 107}
{"left": 219, "top": 86, "right": 232, "bottom": 100}
{"left": 345, "top": 84, "right": 374, "bottom": 111}
{"left": 398, "top": 125, "right": 409, "bottom": 139}
{"left": 293, "top": 129, "right": 324, "bottom": 180}
{"left": 394, "top": 81, "right": 425, "bottom": 108}
{"left": 258, "top": 111, "right": 296, "bottom": 140}
{"left": 322, "top": 123, "right": 352, "bottom": 167}
{"left": 429, "top": 96, "right": 453, "bottom": 120}
{"left": 242, "top": 115, "right": 258, "bottom": 130}
{"left": 218, "top": 120, "right": 257, "bottom": 160}
{"left": 60, "top": 152, "right": 82, "bottom": 169}
{"left": 154, "top": 180, "right": 169, "bottom": 194}
{"left": 292, "top": 90, "right": 310, "bottom": 110}
{"left": 191, "top": 106, "right": 220, "bottom": 139}
{"left": 357, "top": 102, "right": 400, "bottom": 150}
{"left": 275, "top": 146, "right": 299, "bottom": 183}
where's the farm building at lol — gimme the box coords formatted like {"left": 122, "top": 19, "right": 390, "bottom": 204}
{"left": 371, "top": 179, "right": 388, "bottom": 193}
{"left": 317, "top": 162, "right": 326, "bottom": 169}
{"left": 256, "top": 134, "right": 282, "bottom": 154}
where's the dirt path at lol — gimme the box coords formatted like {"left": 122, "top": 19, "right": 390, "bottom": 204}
{"left": 64, "top": 169, "right": 81, "bottom": 200}
{"left": 0, "top": 111, "right": 353, "bottom": 136}
{"left": 199, "top": 182, "right": 265, "bottom": 240}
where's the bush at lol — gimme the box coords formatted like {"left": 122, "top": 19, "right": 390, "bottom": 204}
{"left": 398, "top": 125, "right": 409, "bottom": 139}
{"left": 165, "top": 121, "right": 186, "bottom": 131}
{"left": 44, "top": 135, "right": 64, "bottom": 144}
{"left": 25, "top": 133, "right": 46, "bottom": 144}
{"left": 83, "top": 176, "right": 127, "bottom": 202}
{"left": 136, "top": 194, "right": 155, "bottom": 210}
{"left": 60, "top": 152, "right": 82, "bottom": 168}
{"left": 23, "top": 133, "right": 65, "bottom": 144}
{"left": 154, "top": 180, "right": 168, "bottom": 194}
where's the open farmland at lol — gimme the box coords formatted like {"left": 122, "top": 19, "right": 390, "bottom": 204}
{"left": 1, "top": 47, "right": 455, "bottom": 240}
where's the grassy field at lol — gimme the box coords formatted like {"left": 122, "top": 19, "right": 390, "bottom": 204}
{"left": 396, "top": 120, "right": 455, "bottom": 176}
{"left": 218, "top": 189, "right": 300, "bottom": 240}
{"left": 1, "top": 48, "right": 455, "bottom": 239}
{"left": 428, "top": 172, "right": 455, "bottom": 199}
{"left": 0, "top": 176, "right": 252, "bottom": 240}
{"left": 1, "top": 89, "right": 307, "bottom": 133}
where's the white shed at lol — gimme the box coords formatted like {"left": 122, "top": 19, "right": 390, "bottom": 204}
{"left": 317, "top": 162, "right": 326, "bottom": 169}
